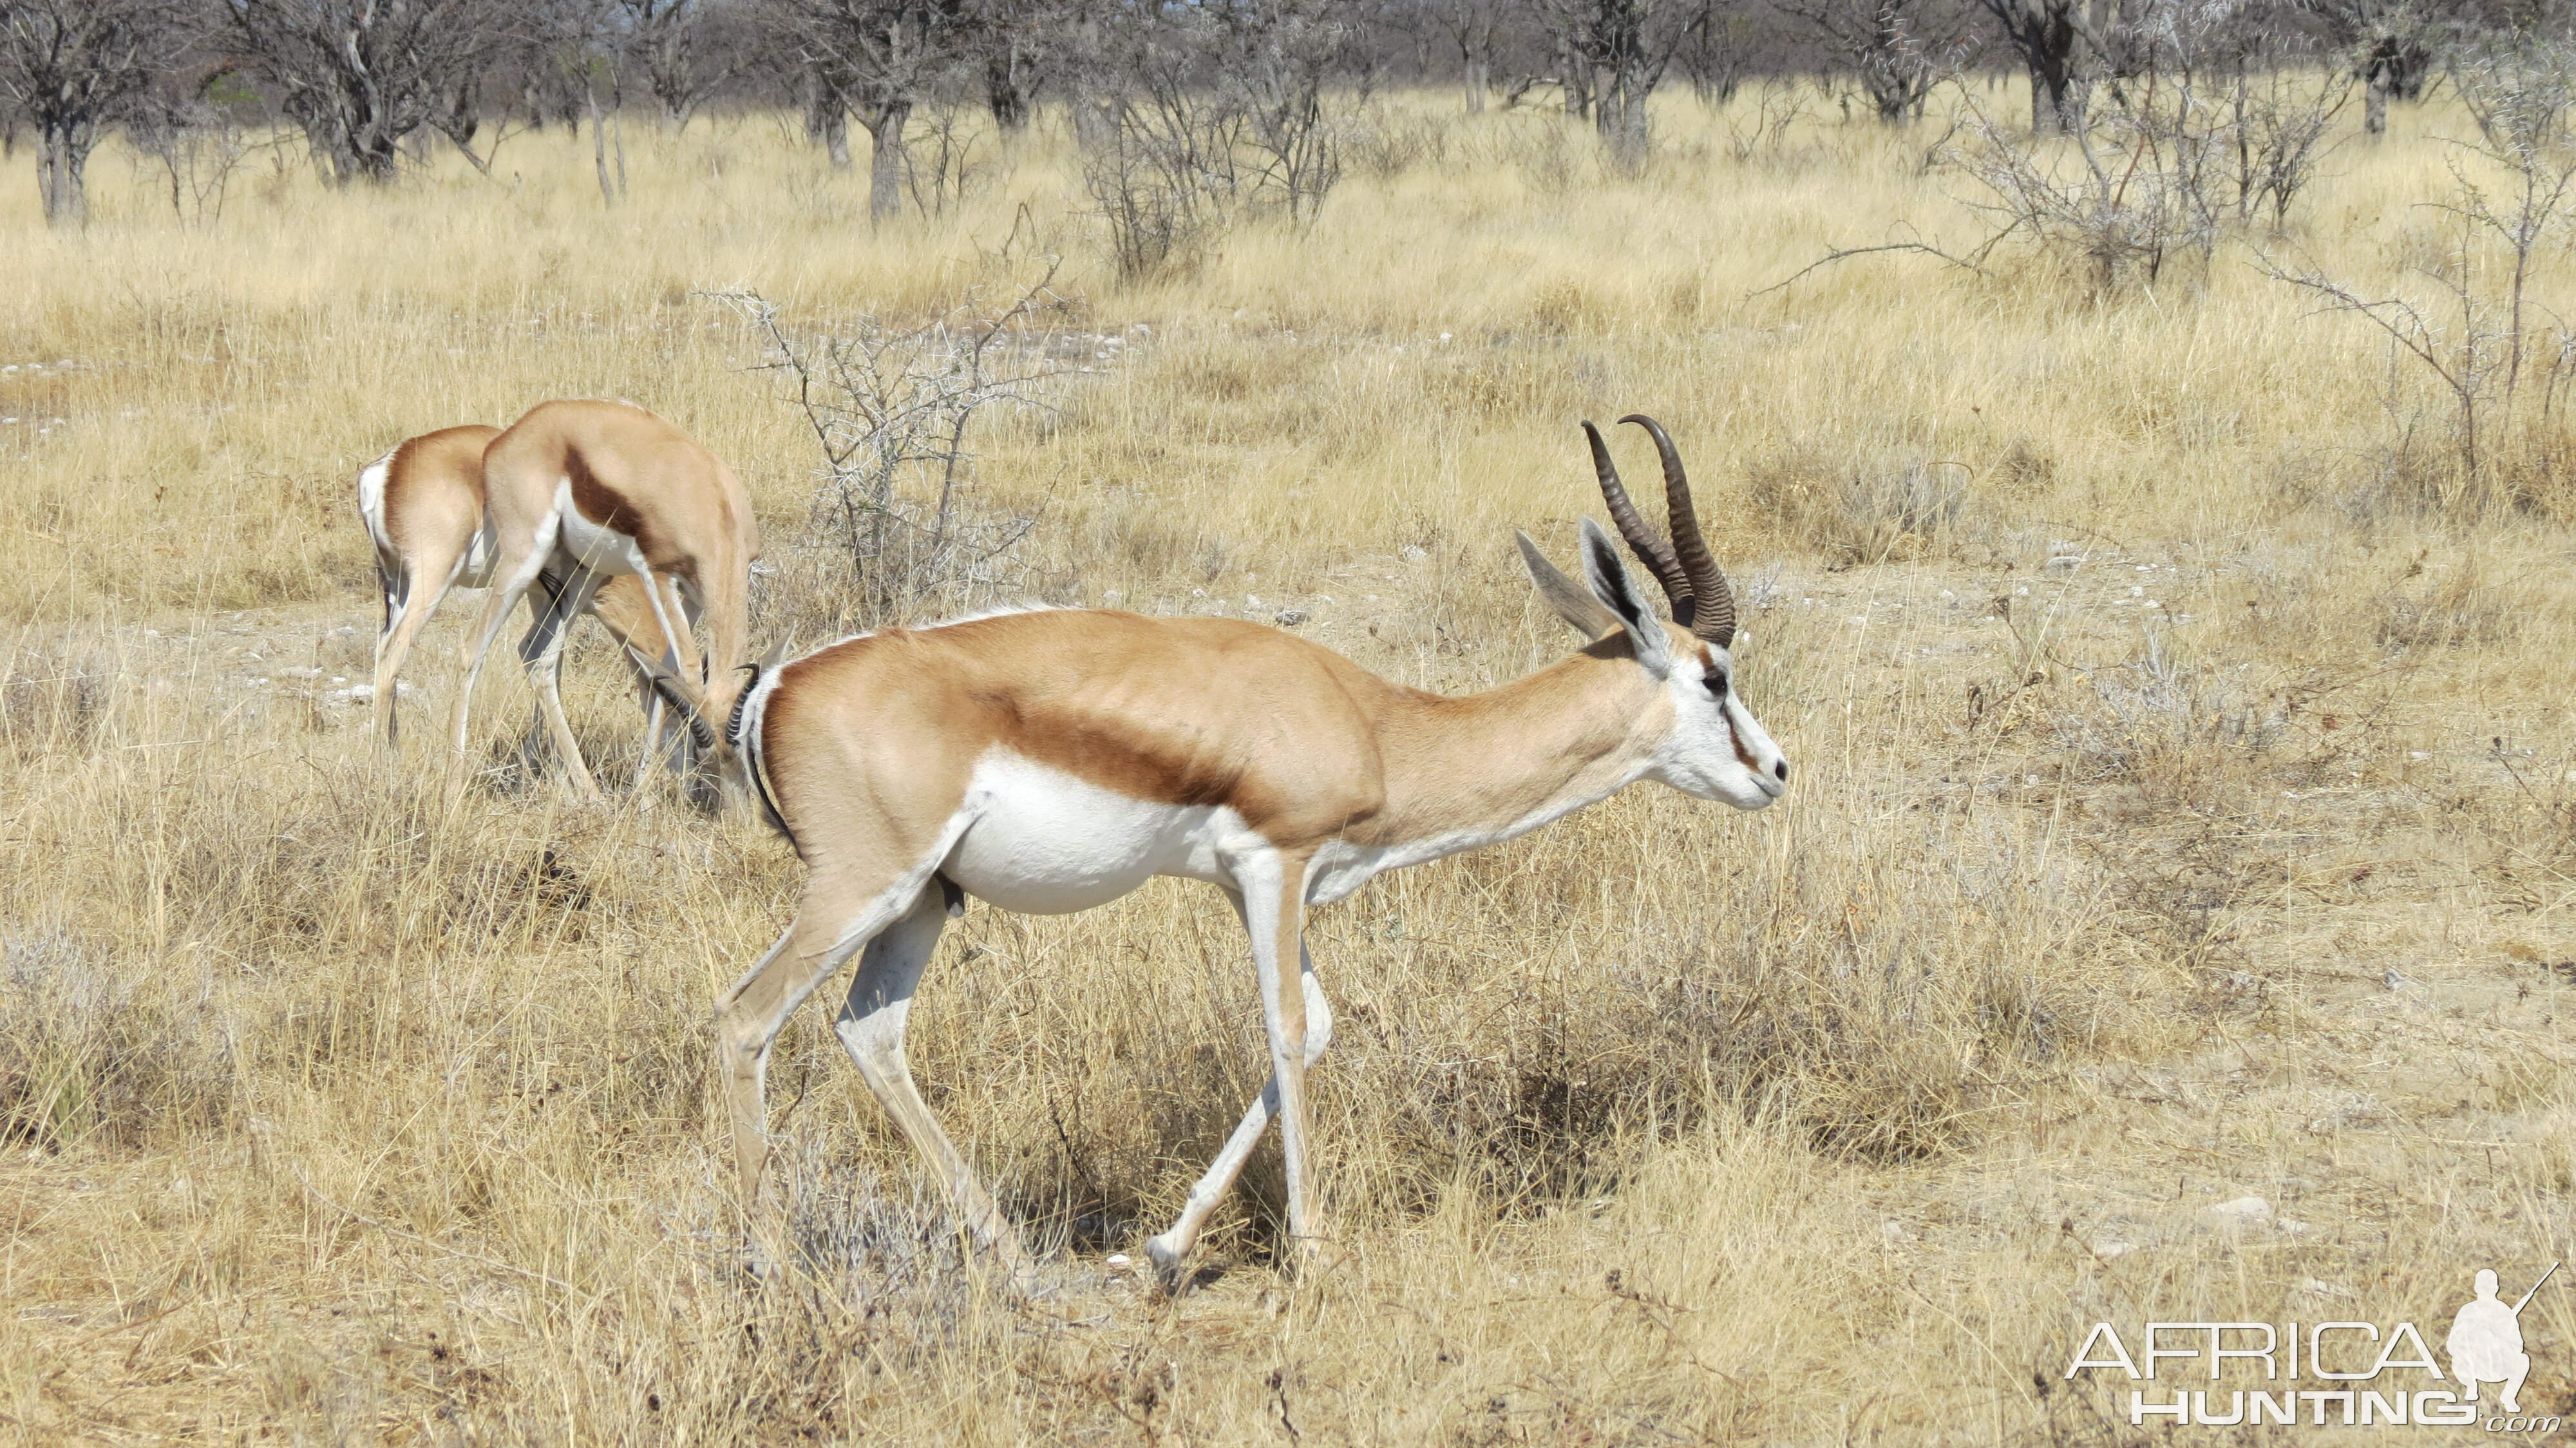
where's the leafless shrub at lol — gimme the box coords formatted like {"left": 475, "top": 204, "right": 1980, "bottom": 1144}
{"left": 2059, "top": 622, "right": 2283, "bottom": 803}
{"left": 901, "top": 99, "right": 992, "bottom": 217}
{"left": 127, "top": 75, "right": 262, "bottom": 226}
{"left": 1780, "top": 0, "right": 1972, "bottom": 127}
{"left": 1081, "top": 0, "right": 1359, "bottom": 277}
{"left": 0, "top": 932, "right": 234, "bottom": 1151}
{"left": 2266, "top": 41, "right": 2576, "bottom": 512}
{"left": 1721, "top": 79, "right": 1820, "bottom": 164}
{"left": 775, "top": 1148, "right": 977, "bottom": 1327}
{"left": 721, "top": 267, "right": 1073, "bottom": 633}
{"left": 0, "top": 645, "right": 115, "bottom": 765}
{"left": 1748, "top": 448, "right": 1984, "bottom": 564}
{"left": 1348, "top": 108, "right": 1454, "bottom": 178}
{"left": 2372, "top": 555, "right": 2519, "bottom": 650}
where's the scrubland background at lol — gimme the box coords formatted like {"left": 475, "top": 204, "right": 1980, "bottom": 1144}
{"left": 4, "top": 82, "right": 2575, "bottom": 1444}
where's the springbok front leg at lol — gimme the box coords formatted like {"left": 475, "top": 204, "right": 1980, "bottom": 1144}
{"left": 1144, "top": 910, "right": 1334, "bottom": 1291}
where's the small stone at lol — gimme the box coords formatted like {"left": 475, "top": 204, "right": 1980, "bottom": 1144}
{"left": 1105, "top": 1253, "right": 1133, "bottom": 1274}
{"left": 2210, "top": 1196, "right": 2273, "bottom": 1224}
{"left": 1399, "top": 545, "right": 1429, "bottom": 564}
{"left": 1273, "top": 609, "right": 1310, "bottom": 627}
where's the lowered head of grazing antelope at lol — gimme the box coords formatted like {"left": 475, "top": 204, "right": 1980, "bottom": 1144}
{"left": 1519, "top": 414, "right": 1788, "bottom": 812}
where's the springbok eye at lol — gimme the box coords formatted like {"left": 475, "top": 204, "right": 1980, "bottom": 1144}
{"left": 1704, "top": 669, "right": 1729, "bottom": 698}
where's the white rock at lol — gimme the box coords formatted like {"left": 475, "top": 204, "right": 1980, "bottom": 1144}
{"left": 2210, "top": 1196, "right": 2273, "bottom": 1223}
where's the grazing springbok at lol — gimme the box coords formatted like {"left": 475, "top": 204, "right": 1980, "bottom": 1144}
{"left": 448, "top": 399, "right": 758, "bottom": 802}
{"left": 360, "top": 424, "right": 694, "bottom": 778}
{"left": 667, "top": 415, "right": 1787, "bottom": 1295}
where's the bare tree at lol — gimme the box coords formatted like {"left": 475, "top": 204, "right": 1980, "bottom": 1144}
{"left": 1081, "top": 0, "right": 1360, "bottom": 274}
{"left": 961, "top": 0, "right": 1052, "bottom": 132}
{"left": 1439, "top": 0, "right": 1501, "bottom": 111}
{"left": 614, "top": 0, "right": 732, "bottom": 128}
{"left": 225, "top": 0, "right": 513, "bottom": 184}
{"left": 1526, "top": 0, "right": 1708, "bottom": 162}
{"left": 2316, "top": 0, "right": 2432, "bottom": 135}
{"left": 1979, "top": 0, "right": 2102, "bottom": 132}
{"left": 0, "top": 0, "right": 194, "bottom": 225}
{"left": 773, "top": 0, "right": 964, "bottom": 223}
{"left": 1779, "top": 0, "right": 1967, "bottom": 126}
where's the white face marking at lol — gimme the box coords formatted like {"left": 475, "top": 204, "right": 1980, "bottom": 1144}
{"left": 551, "top": 477, "right": 654, "bottom": 578}
{"left": 1648, "top": 643, "right": 1788, "bottom": 810}
{"left": 941, "top": 751, "right": 1251, "bottom": 915}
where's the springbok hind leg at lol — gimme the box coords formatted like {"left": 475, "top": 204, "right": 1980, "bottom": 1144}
{"left": 710, "top": 843, "right": 967, "bottom": 1225}
{"left": 831, "top": 886, "right": 1041, "bottom": 1291}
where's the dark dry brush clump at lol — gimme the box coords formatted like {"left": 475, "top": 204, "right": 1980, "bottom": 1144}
{"left": 0, "top": 931, "right": 236, "bottom": 1151}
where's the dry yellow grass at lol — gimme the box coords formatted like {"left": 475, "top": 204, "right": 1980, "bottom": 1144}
{"left": 3, "top": 84, "right": 2575, "bottom": 1443}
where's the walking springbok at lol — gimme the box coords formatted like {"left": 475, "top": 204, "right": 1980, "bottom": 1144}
{"left": 361, "top": 424, "right": 694, "bottom": 779}
{"left": 668, "top": 415, "right": 1787, "bottom": 1295}
{"left": 448, "top": 399, "right": 759, "bottom": 802}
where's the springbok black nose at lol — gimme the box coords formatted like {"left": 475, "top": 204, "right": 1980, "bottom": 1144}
{"left": 1774, "top": 760, "right": 1790, "bottom": 783}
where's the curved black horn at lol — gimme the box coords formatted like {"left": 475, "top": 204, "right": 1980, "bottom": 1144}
{"left": 1620, "top": 415, "right": 1736, "bottom": 645}
{"left": 1582, "top": 420, "right": 1696, "bottom": 627}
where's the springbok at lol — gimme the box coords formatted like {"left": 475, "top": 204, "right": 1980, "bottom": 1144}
{"left": 672, "top": 415, "right": 1786, "bottom": 1294}
{"left": 360, "top": 424, "right": 694, "bottom": 779}
{"left": 448, "top": 399, "right": 759, "bottom": 802}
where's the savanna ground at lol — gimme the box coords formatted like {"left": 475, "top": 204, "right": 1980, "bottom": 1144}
{"left": 3, "top": 81, "right": 2575, "bottom": 1445}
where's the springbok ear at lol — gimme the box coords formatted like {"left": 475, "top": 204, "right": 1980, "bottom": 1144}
{"left": 1577, "top": 517, "right": 1672, "bottom": 674}
{"left": 1515, "top": 530, "right": 1622, "bottom": 640}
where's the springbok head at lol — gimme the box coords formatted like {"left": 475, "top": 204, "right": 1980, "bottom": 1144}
{"left": 1517, "top": 415, "right": 1789, "bottom": 811}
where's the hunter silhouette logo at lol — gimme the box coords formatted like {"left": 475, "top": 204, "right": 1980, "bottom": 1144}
{"left": 2450, "top": 1262, "right": 2555, "bottom": 1415}
{"left": 2064, "top": 1261, "right": 2564, "bottom": 1430}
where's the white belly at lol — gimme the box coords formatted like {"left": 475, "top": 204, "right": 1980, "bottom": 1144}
{"left": 942, "top": 752, "right": 1244, "bottom": 914}
{"left": 553, "top": 478, "right": 650, "bottom": 577}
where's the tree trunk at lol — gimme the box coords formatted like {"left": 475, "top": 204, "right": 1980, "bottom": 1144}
{"left": 1464, "top": 55, "right": 1488, "bottom": 114}
{"left": 2364, "top": 75, "right": 2389, "bottom": 136}
{"left": 37, "top": 121, "right": 93, "bottom": 228}
{"left": 985, "top": 43, "right": 1028, "bottom": 133}
{"left": 865, "top": 99, "right": 910, "bottom": 224}
{"left": 2029, "top": 58, "right": 2081, "bottom": 133}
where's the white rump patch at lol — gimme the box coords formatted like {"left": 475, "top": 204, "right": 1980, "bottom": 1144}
{"left": 355, "top": 452, "right": 395, "bottom": 551}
